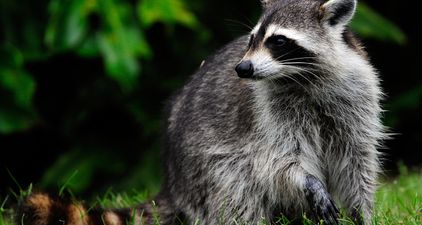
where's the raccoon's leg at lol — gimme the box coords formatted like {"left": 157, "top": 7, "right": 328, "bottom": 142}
{"left": 330, "top": 148, "right": 379, "bottom": 225}
{"left": 343, "top": 160, "right": 378, "bottom": 225}
{"left": 304, "top": 174, "right": 340, "bottom": 225}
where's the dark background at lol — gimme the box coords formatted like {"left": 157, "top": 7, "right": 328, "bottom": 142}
{"left": 1, "top": 0, "right": 421, "bottom": 199}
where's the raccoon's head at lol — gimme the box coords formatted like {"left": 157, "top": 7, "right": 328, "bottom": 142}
{"left": 235, "top": 0, "right": 364, "bottom": 81}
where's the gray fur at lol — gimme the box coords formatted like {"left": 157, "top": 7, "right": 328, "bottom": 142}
{"left": 156, "top": 0, "right": 385, "bottom": 224}
{"left": 16, "top": 1, "right": 385, "bottom": 225}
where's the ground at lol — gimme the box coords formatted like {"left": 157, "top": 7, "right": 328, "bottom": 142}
{"left": 1, "top": 167, "right": 421, "bottom": 225}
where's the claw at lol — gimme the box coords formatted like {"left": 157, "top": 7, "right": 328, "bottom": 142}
{"left": 330, "top": 198, "right": 340, "bottom": 214}
{"left": 305, "top": 175, "right": 339, "bottom": 225}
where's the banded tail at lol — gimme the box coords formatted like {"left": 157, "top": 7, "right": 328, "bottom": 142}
{"left": 17, "top": 193, "right": 175, "bottom": 225}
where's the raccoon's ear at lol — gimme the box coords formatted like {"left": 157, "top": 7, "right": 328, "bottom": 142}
{"left": 320, "top": 0, "right": 357, "bottom": 28}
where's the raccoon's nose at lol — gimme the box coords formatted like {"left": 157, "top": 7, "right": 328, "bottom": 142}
{"left": 235, "top": 60, "right": 254, "bottom": 78}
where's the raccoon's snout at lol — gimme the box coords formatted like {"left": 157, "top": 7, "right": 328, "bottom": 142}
{"left": 235, "top": 60, "right": 254, "bottom": 78}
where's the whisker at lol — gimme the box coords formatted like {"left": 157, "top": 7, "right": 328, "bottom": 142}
{"left": 293, "top": 71, "right": 319, "bottom": 89}
{"left": 283, "top": 65, "right": 325, "bottom": 85}
{"left": 282, "top": 74, "right": 307, "bottom": 89}
{"left": 282, "top": 62, "right": 321, "bottom": 68}
{"left": 224, "top": 19, "right": 254, "bottom": 31}
{"left": 242, "top": 16, "right": 256, "bottom": 30}
{"left": 281, "top": 63, "right": 320, "bottom": 70}
{"left": 279, "top": 56, "right": 317, "bottom": 63}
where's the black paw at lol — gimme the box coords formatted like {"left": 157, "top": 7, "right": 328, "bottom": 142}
{"left": 305, "top": 175, "right": 340, "bottom": 225}
{"left": 313, "top": 195, "right": 339, "bottom": 225}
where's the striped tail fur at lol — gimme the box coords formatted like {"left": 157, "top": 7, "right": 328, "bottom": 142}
{"left": 16, "top": 193, "right": 176, "bottom": 225}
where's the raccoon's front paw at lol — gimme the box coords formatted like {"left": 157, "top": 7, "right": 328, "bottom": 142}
{"left": 305, "top": 175, "right": 340, "bottom": 225}
{"left": 312, "top": 194, "right": 339, "bottom": 225}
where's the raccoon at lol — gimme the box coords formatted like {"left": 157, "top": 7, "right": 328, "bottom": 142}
{"left": 18, "top": 0, "right": 385, "bottom": 225}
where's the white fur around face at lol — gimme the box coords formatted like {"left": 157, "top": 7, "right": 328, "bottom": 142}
{"left": 251, "top": 22, "right": 262, "bottom": 35}
{"left": 245, "top": 49, "right": 283, "bottom": 78}
{"left": 265, "top": 25, "right": 306, "bottom": 42}
{"left": 265, "top": 24, "right": 321, "bottom": 54}
{"left": 244, "top": 24, "right": 321, "bottom": 79}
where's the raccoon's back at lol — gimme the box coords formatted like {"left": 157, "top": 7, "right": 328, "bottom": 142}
{"left": 166, "top": 35, "right": 256, "bottom": 148}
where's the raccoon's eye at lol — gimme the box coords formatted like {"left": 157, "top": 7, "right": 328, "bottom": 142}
{"left": 267, "top": 35, "right": 288, "bottom": 48}
{"left": 248, "top": 34, "right": 254, "bottom": 48}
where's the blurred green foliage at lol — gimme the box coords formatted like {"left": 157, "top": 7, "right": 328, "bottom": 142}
{"left": 139, "top": 0, "right": 199, "bottom": 28}
{"left": 352, "top": 3, "right": 407, "bottom": 45}
{"left": 0, "top": 0, "right": 412, "bottom": 195}
{"left": 0, "top": 45, "right": 37, "bottom": 133}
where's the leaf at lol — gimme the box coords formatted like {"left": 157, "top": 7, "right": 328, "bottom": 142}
{"left": 45, "top": 0, "right": 152, "bottom": 91}
{"left": 0, "top": 46, "right": 36, "bottom": 108}
{"left": 0, "top": 0, "right": 48, "bottom": 60}
{"left": 138, "top": 0, "right": 199, "bottom": 29}
{"left": 0, "top": 46, "right": 37, "bottom": 134}
{"left": 0, "top": 108, "right": 37, "bottom": 134}
{"left": 97, "top": 31, "right": 140, "bottom": 90}
{"left": 96, "top": 0, "right": 151, "bottom": 91}
{"left": 45, "top": 0, "right": 100, "bottom": 50}
{"left": 0, "top": 70, "right": 35, "bottom": 109}
{"left": 351, "top": 3, "right": 407, "bottom": 45}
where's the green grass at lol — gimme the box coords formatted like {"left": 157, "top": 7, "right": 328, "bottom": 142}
{"left": 1, "top": 169, "right": 421, "bottom": 225}
{"left": 372, "top": 168, "right": 422, "bottom": 225}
